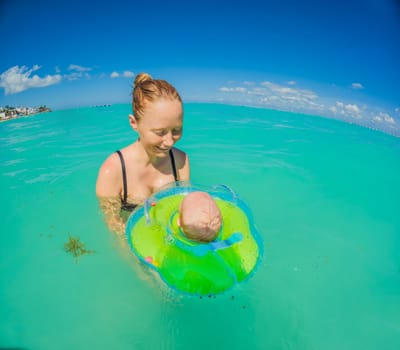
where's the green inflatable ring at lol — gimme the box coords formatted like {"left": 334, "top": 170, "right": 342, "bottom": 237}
{"left": 126, "top": 183, "right": 262, "bottom": 295}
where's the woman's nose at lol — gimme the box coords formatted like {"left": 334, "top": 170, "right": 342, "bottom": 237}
{"left": 163, "top": 133, "right": 174, "bottom": 147}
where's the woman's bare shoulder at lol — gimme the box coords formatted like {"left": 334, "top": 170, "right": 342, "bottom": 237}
{"left": 172, "top": 147, "right": 188, "bottom": 163}
{"left": 96, "top": 152, "right": 123, "bottom": 197}
{"left": 99, "top": 152, "right": 122, "bottom": 175}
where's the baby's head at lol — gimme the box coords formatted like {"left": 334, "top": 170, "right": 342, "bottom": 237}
{"left": 178, "top": 191, "right": 222, "bottom": 243}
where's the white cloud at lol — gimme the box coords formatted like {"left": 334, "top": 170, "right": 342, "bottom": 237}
{"left": 351, "top": 82, "right": 364, "bottom": 90}
{"left": 384, "top": 114, "right": 395, "bottom": 124}
{"left": 260, "top": 81, "right": 318, "bottom": 100}
{"left": 256, "top": 81, "right": 321, "bottom": 111}
{"left": 248, "top": 87, "right": 267, "bottom": 95}
{"left": 345, "top": 104, "right": 361, "bottom": 115}
{"left": 218, "top": 80, "right": 323, "bottom": 112}
{"left": 218, "top": 86, "right": 247, "bottom": 93}
{"left": 64, "top": 64, "right": 92, "bottom": 80}
{"left": 122, "top": 70, "right": 134, "bottom": 78}
{"left": 65, "top": 72, "right": 89, "bottom": 81}
{"left": 110, "top": 70, "right": 134, "bottom": 79}
{"left": 234, "top": 87, "right": 247, "bottom": 93}
{"left": 372, "top": 112, "right": 395, "bottom": 124}
{"left": 0, "top": 65, "right": 62, "bottom": 95}
{"left": 68, "top": 64, "right": 92, "bottom": 72}
{"left": 329, "top": 106, "right": 337, "bottom": 113}
{"left": 217, "top": 77, "right": 399, "bottom": 136}
{"left": 331, "top": 101, "right": 362, "bottom": 119}
{"left": 260, "top": 95, "right": 280, "bottom": 102}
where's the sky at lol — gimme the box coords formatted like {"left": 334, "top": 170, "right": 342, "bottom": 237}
{"left": 1, "top": 0, "right": 399, "bottom": 135}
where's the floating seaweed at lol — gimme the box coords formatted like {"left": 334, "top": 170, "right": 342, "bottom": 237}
{"left": 64, "top": 235, "right": 95, "bottom": 260}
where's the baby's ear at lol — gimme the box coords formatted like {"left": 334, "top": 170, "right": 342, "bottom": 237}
{"left": 177, "top": 216, "right": 181, "bottom": 227}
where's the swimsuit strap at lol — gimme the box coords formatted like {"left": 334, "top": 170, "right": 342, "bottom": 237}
{"left": 169, "top": 149, "right": 179, "bottom": 182}
{"left": 116, "top": 149, "right": 178, "bottom": 207}
{"left": 115, "top": 150, "right": 128, "bottom": 204}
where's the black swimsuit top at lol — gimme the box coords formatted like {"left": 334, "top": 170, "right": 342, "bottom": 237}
{"left": 115, "top": 149, "right": 179, "bottom": 212}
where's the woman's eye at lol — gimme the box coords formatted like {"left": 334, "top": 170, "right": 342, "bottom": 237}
{"left": 172, "top": 129, "right": 182, "bottom": 135}
{"left": 154, "top": 130, "right": 166, "bottom": 136}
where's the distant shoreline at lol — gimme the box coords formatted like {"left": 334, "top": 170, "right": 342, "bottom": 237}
{"left": 0, "top": 105, "right": 51, "bottom": 122}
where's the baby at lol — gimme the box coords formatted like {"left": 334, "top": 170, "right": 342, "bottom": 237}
{"left": 178, "top": 191, "right": 222, "bottom": 243}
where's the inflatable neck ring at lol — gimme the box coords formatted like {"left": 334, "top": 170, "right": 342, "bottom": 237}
{"left": 126, "top": 183, "right": 263, "bottom": 295}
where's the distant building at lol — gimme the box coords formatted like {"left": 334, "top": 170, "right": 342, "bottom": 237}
{"left": 0, "top": 105, "right": 51, "bottom": 122}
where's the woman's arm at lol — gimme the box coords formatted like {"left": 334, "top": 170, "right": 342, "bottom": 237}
{"left": 97, "top": 196, "right": 126, "bottom": 236}
{"left": 96, "top": 154, "right": 125, "bottom": 235}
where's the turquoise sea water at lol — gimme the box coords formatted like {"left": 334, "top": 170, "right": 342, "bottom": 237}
{"left": 1, "top": 103, "right": 399, "bottom": 350}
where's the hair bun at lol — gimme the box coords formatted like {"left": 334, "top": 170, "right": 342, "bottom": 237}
{"left": 134, "top": 73, "right": 153, "bottom": 87}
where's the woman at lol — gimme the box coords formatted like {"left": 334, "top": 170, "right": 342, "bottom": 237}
{"left": 96, "top": 73, "right": 190, "bottom": 235}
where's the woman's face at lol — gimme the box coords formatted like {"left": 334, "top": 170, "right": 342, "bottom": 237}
{"left": 132, "top": 98, "right": 183, "bottom": 158}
